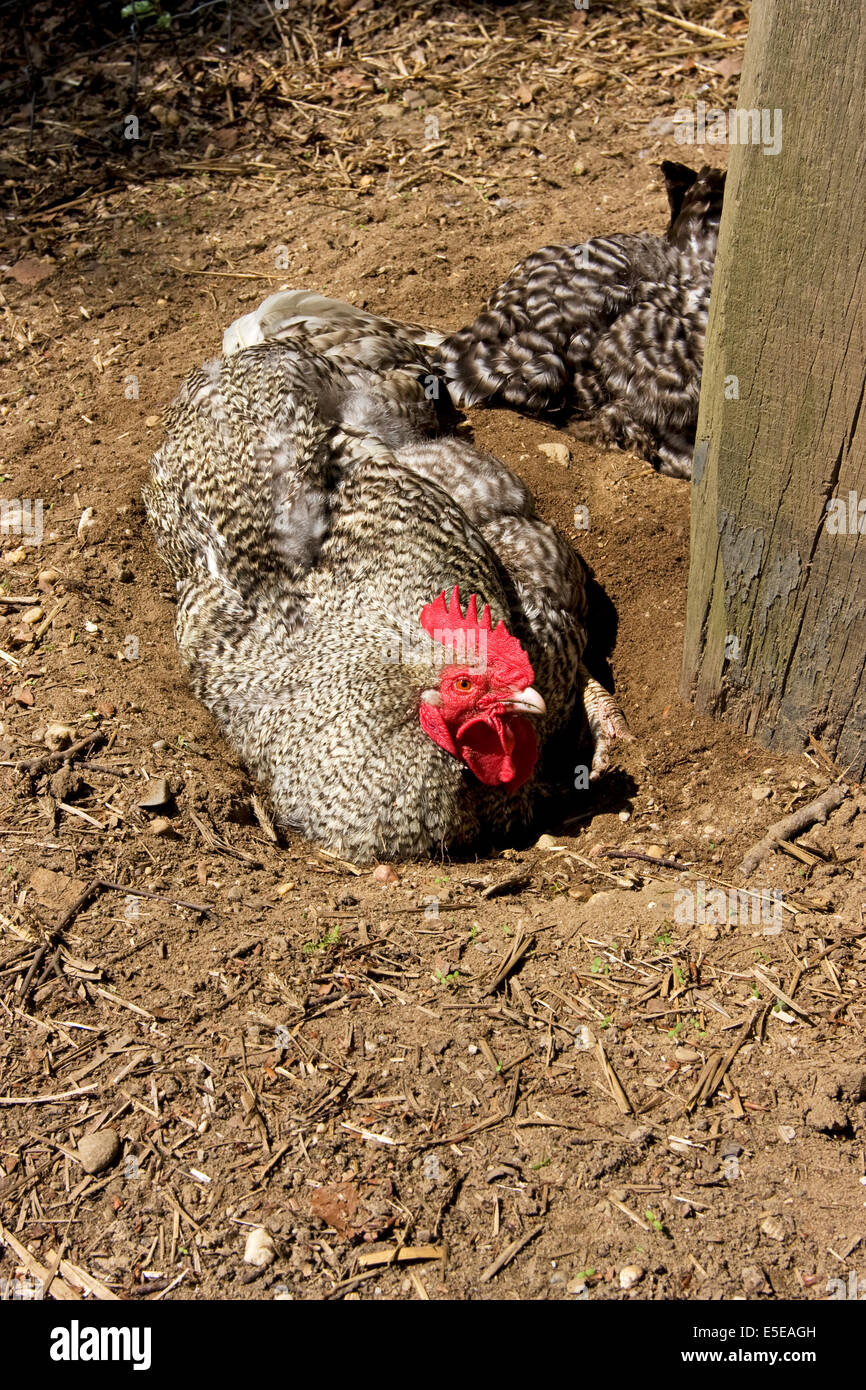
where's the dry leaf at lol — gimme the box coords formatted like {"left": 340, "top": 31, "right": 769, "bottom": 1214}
{"left": 713, "top": 54, "right": 743, "bottom": 79}
{"left": 8, "top": 257, "right": 55, "bottom": 286}
{"left": 310, "top": 1181, "right": 360, "bottom": 1236}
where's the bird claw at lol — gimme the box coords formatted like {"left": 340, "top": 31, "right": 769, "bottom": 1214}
{"left": 581, "top": 670, "right": 633, "bottom": 781}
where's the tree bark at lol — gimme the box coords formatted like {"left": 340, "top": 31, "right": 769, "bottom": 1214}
{"left": 681, "top": 0, "right": 865, "bottom": 779}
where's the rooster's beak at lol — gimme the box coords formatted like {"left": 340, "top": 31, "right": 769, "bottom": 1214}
{"left": 503, "top": 686, "right": 546, "bottom": 716}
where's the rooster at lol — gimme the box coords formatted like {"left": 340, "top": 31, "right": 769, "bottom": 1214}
{"left": 145, "top": 292, "right": 630, "bottom": 862}
{"left": 436, "top": 162, "right": 726, "bottom": 478}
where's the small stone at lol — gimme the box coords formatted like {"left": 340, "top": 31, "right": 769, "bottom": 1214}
{"left": 138, "top": 777, "right": 171, "bottom": 810}
{"left": 37, "top": 567, "right": 62, "bottom": 589}
{"left": 144, "top": 415, "right": 160, "bottom": 428}
{"left": 628, "top": 1126, "right": 653, "bottom": 1147}
{"left": 720, "top": 1141, "right": 743, "bottom": 1159}
{"left": 372, "top": 864, "right": 399, "bottom": 885}
{"left": 618, "top": 810, "right": 630, "bottom": 822}
{"left": 243, "top": 1227, "right": 275, "bottom": 1268}
{"left": 76, "top": 1129, "right": 121, "bottom": 1175}
{"left": 21, "top": 605, "right": 43, "bottom": 625}
{"left": 645, "top": 844, "right": 665, "bottom": 859}
{"left": 572, "top": 160, "right": 586, "bottom": 176}
{"left": 77, "top": 507, "right": 97, "bottom": 538}
{"left": 760, "top": 1216, "right": 785, "bottom": 1242}
{"left": 742, "top": 1265, "right": 770, "bottom": 1295}
{"left": 151, "top": 739, "right": 168, "bottom": 752}
{"left": 44, "top": 723, "right": 75, "bottom": 751}
{"left": 619, "top": 1265, "right": 644, "bottom": 1290}
{"left": 226, "top": 885, "right": 243, "bottom": 902}
{"left": 777, "top": 1125, "right": 796, "bottom": 1143}
{"left": 674, "top": 1046, "right": 701, "bottom": 1063}
{"left": 751, "top": 785, "right": 773, "bottom": 800}
{"left": 537, "top": 441, "right": 570, "bottom": 468}
{"left": 149, "top": 817, "right": 175, "bottom": 837}
{"left": 96, "top": 701, "right": 116, "bottom": 718}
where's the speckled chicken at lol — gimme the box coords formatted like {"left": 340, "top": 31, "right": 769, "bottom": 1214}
{"left": 145, "top": 291, "right": 630, "bottom": 862}
{"left": 436, "top": 162, "right": 726, "bottom": 478}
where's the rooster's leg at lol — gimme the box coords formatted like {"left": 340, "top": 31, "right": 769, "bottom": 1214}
{"left": 580, "top": 667, "right": 633, "bottom": 780}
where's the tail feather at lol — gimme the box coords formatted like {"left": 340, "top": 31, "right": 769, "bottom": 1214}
{"left": 665, "top": 165, "right": 726, "bottom": 257}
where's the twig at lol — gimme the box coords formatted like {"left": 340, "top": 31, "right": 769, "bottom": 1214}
{"left": 0, "top": 1085, "right": 98, "bottom": 1106}
{"left": 678, "top": 1006, "right": 761, "bottom": 1115}
{"left": 14, "top": 732, "right": 105, "bottom": 777}
{"left": 356, "top": 1244, "right": 445, "bottom": 1269}
{"left": 737, "top": 783, "right": 848, "bottom": 877}
{"left": 638, "top": 5, "right": 730, "bottom": 41}
{"left": 753, "top": 967, "right": 813, "bottom": 1025}
{"left": 483, "top": 929, "right": 534, "bottom": 997}
{"left": 596, "top": 1040, "right": 633, "bottom": 1114}
{"left": 479, "top": 1225, "right": 543, "bottom": 1284}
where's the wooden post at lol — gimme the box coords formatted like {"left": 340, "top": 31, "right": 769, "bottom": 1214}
{"left": 681, "top": 0, "right": 865, "bottom": 778}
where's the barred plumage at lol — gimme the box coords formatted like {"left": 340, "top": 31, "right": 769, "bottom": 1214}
{"left": 436, "top": 162, "right": 726, "bottom": 478}
{"left": 145, "top": 293, "right": 630, "bottom": 862}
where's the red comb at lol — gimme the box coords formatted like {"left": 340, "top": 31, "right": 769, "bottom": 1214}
{"left": 420, "top": 586, "right": 534, "bottom": 684}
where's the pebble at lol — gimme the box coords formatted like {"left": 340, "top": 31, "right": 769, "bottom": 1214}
{"left": 777, "top": 1125, "right": 796, "bottom": 1143}
{"left": 76, "top": 1129, "right": 121, "bottom": 1175}
{"left": 43, "top": 723, "right": 75, "bottom": 751}
{"left": 751, "top": 785, "right": 773, "bottom": 800}
{"left": 674, "top": 1046, "right": 702, "bottom": 1063}
{"left": 742, "top": 1265, "right": 770, "bottom": 1295}
{"left": 619, "top": 1265, "right": 644, "bottom": 1290}
{"left": 149, "top": 817, "right": 174, "bottom": 837}
{"left": 151, "top": 739, "right": 168, "bottom": 752}
{"left": 537, "top": 441, "right": 570, "bottom": 468}
{"left": 138, "top": 777, "right": 171, "bottom": 810}
{"left": 227, "top": 885, "right": 243, "bottom": 902}
{"left": 760, "top": 1216, "right": 786, "bottom": 1242}
{"left": 371, "top": 864, "right": 399, "bottom": 885}
{"left": 244, "top": 1227, "right": 276, "bottom": 1267}
{"left": 618, "top": 810, "right": 631, "bottom": 822}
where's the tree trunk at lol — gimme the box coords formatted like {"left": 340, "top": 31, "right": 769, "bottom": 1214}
{"left": 681, "top": 0, "right": 865, "bottom": 779}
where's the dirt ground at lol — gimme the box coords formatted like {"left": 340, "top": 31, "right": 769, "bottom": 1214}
{"left": 1, "top": 1, "right": 864, "bottom": 1304}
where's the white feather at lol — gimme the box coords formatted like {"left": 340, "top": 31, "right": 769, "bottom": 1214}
{"left": 222, "top": 289, "right": 444, "bottom": 357}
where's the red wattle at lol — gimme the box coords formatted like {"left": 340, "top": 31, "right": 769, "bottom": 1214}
{"left": 455, "top": 713, "right": 538, "bottom": 793}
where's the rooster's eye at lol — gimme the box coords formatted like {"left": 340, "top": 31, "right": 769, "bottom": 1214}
{"left": 454, "top": 677, "right": 473, "bottom": 692}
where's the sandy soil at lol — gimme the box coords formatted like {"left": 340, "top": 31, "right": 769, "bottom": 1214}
{"left": 0, "top": 1, "right": 863, "bottom": 1303}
